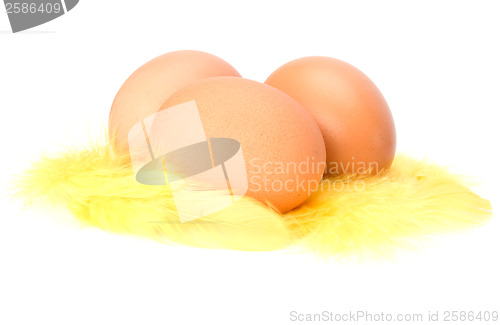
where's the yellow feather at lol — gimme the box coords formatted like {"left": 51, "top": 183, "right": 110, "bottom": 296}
{"left": 14, "top": 137, "right": 492, "bottom": 257}
{"left": 14, "top": 140, "right": 291, "bottom": 251}
{"left": 285, "top": 155, "right": 492, "bottom": 259}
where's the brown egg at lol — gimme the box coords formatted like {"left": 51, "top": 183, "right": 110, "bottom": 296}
{"left": 158, "top": 77, "right": 326, "bottom": 213}
{"left": 265, "top": 56, "right": 396, "bottom": 175}
{"left": 109, "top": 50, "right": 241, "bottom": 155}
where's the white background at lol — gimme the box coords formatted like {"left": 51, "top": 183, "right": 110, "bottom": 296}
{"left": 1, "top": 1, "right": 499, "bottom": 324}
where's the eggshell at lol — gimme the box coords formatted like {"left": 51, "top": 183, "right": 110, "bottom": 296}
{"left": 109, "top": 50, "right": 241, "bottom": 155}
{"left": 159, "top": 77, "right": 326, "bottom": 213}
{"left": 265, "top": 56, "right": 396, "bottom": 175}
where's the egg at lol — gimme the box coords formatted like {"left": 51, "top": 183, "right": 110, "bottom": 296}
{"left": 265, "top": 56, "right": 396, "bottom": 175}
{"left": 109, "top": 50, "right": 241, "bottom": 155}
{"left": 159, "top": 77, "right": 326, "bottom": 213}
